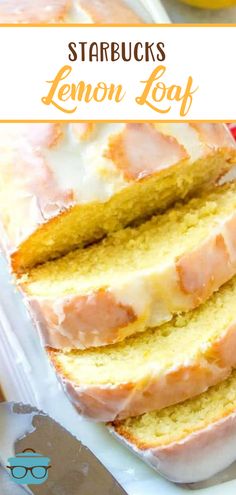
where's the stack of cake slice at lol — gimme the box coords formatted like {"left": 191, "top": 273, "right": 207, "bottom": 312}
{"left": 110, "top": 371, "right": 236, "bottom": 483}
{"left": 2, "top": 0, "right": 236, "bottom": 486}
{"left": 1, "top": 123, "right": 236, "bottom": 484}
{"left": 0, "top": 123, "right": 234, "bottom": 273}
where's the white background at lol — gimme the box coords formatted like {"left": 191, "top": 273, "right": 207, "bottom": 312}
{"left": 0, "top": 26, "right": 235, "bottom": 121}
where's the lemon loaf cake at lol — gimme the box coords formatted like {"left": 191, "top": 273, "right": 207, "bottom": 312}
{"left": 22, "top": 181, "right": 236, "bottom": 350}
{"left": 110, "top": 370, "right": 236, "bottom": 483}
{"left": 48, "top": 275, "right": 236, "bottom": 421}
{"left": 0, "top": 123, "right": 235, "bottom": 273}
{"left": 0, "top": 0, "right": 152, "bottom": 23}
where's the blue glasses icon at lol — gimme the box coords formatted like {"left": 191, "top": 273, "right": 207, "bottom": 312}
{"left": 7, "top": 449, "right": 51, "bottom": 485}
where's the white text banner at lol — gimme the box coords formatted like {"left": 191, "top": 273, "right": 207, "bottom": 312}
{"left": 0, "top": 25, "right": 235, "bottom": 121}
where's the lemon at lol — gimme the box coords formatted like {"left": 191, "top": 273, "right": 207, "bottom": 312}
{"left": 180, "top": 0, "right": 236, "bottom": 8}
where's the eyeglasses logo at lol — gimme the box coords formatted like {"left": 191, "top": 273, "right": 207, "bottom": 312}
{"left": 7, "top": 448, "right": 51, "bottom": 485}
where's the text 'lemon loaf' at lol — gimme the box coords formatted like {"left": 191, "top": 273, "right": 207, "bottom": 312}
{"left": 110, "top": 370, "right": 236, "bottom": 483}
{"left": 23, "top": 181, "right": 236, "bottom": 349}
{"left": 0, "top": 123, "right": 235, "bottom": 273}
{"left": 48, "top": 275, "right": 236, "bottom": 421}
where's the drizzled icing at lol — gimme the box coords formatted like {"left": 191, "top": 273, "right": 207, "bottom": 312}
{"left": 26, "top": 209, "right": 236, "bottom": 350}
{"left": 0, "top": 0, "right": 168, "bottom": 24}
{"left": 44, "top": 123, "right": 127, "bottom": 203}
{"left": 110, "top": 409, "right": 236, "bottom": 484}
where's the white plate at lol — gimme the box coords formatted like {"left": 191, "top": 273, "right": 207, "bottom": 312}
{"left": 1, "top": 256, "right": 236, "bottom": 495}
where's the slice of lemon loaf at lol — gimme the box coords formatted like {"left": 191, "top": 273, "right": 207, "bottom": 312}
{"left": 110, "top": 370, "right": 236, "bottom": 483}
{"left": 48, "top": 275, "right": 236, "bottom": 421}
{"left": 0, "top": 123, "right": 235, "bottom": 273}
{"left": 0, "top": 0, "right": 153, "bottom": 23}
{"left": 23, "top": 181, "right": 236, "bottom": 350}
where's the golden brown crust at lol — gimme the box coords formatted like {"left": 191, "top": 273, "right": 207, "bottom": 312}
{"left": 111, "top": 405, "right": 235, "bottom": 450}
{"left": 176, "top": 233, "right": 232, "bottom": 305}
{"left": 105, "top": 123, "right": 188, "bottom": 181}
{"left": 11, "top": 204, "right": 74, "bottom": 273}
{"left": 30, "top": 289, "right": 137, "bottom": 349}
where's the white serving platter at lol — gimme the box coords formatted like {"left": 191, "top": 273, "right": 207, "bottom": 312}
{"left": 1, "top": 256, "right": 236, "bottom": 495}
